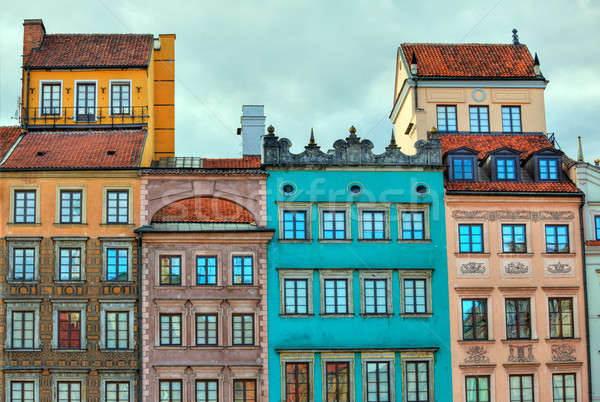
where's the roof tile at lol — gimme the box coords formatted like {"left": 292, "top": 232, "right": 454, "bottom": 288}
{"left": 0, "top": 126, "right": 22, "bottom": 160}
{"left": 25, "top": 34, "right": 153, "bottom": 69}
{"left": 1, "top": 130, "right": 145, "bottom": 169}
{"left": 446, "top": 181, "right": 579, "bottom": 193}
{"left": 401, "top": 43, "right": 537, "bottom": 78}
{"left": 151, "top": 197, "right": 255, "bottom": 223}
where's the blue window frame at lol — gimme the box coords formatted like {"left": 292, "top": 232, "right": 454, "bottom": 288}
{"left": 502, "top": 224, "right": 527, "bottom": 253}
{"left": 437, "top": 105, "right": 457, "bottom": 132}
{"left": 107, "top": 248, "right": 128, "bottom": 281}
{"left": 459, "top": 224, "right": 483, "bottom": 253}
{"left": 496, "top": 157, "right": 517, "bottom": 180}
{"left": 539, "top": 158, "right": 559, "bottom": 181}
{"left": 362, "top": 211, "right": 385, "bottom": 240}
{"left": 232, "top": 255, "right": 253, "bottom": 285}
{"left": 283, "top": 211, "right": 307, "bottom": 240}
{"left": 502, "top": 106, "right": 522, "bottom": 133}
{"left": 402, "top": 212, "right": 424, "bottom": 240}
{"left": 545, "top": 225, "right": 569, "bottom": 253}
{"left": 469, "top": 106, "right": 489, "bottom": 133}
{"left": 323, "top": 211, "right": 346, "bottom": 240}
{"left": 595, "top": 216, "right": 600, "bottom": 240}
{"left": 452, "top": 157, "right": 475, "bottom": 181}
{"left": 197, "top": 256, "right": 217, "bottom": 285}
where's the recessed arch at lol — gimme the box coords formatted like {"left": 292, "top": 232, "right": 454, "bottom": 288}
{"left": 151, "top": 196, "right": 255, "bottom": 224}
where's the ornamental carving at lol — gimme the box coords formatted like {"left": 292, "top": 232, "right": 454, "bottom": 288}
{"left": 8, "top": 283, "right": 39, "bottom": 296}
{"left": 464, "top": 346, "right": 489, "bottom": 364}
{"left": 547, "top": 262, "right": 572, "bottom": 274}
{"left": 551, "top": 344, "right": 576, "bottom": 362}
{"left": 452, "top": 210, "right": 574, "bottom": 222}
{"left": 461, "top": 262, "right": 486, "bottom": 274}
{"left": 508, "top": 344, "right": 534, "bottom": 363}
{"left": 504, "top": 262, "right": 529, "bottom": 274}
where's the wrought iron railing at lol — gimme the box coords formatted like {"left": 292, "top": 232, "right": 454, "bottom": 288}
{"left": 23, "top": 106, "right": 149, "bottom": 127}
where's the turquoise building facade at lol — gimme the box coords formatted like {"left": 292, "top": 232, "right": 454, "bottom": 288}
{"left": 263, "top": 127, "right": 452, "bottom": 401}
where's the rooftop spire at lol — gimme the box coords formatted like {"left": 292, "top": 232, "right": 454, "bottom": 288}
{"left": 533, "top": 52, "right": 541, "bottom": 76}
{"left": 577, "top": 136, "right": 584, "bottom": 162}
{"left": 305, "top": 128, "right": 320, "bottom": 150}
{"left": 512, "top": 28, "right": 519, "bottom": 45}
{"left": 386, "top": 128, "right": 399, "bottom": 151}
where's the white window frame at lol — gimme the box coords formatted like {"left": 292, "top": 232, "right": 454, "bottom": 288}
{"left": 279, "top": 269, "right": 313, "bottom": 316}
{"left": 357, "top": 203, "right": 391, "bottom": 241}
{"left": 5, "top": 373, "right": 40, "bottom": 402}
{"left": 38, "top": 79, "right": 63, "bottom": 117}
{"left": 320, "top": 270, "right": 353, "bottom": 316}
{"left": 73, "top": 80, "right": 98, "bottom": 122}
{"left": 51, "top": 301, "right": 87, "bottom": 350}
{"left": 359, "top": 270, "right": 393, "bottom": 316}
{"left": 99, "top": 300, "right": 135, "bottom": 351}
{"left": 5, "top": 300, "right": 41, "bottom": 351}
{"left": 278, "top": 202, "right": 312, "bottom": 241}
{"left": 397, "top": 204, "right": 430, "bottom": 241}
{"left": 7, "top": 237, "right": 41, "bottom": 282}
{"left": 399, "top": 270, "right": 433, "bottom": 316}
{"left": 108, "top": 80, "right": 132, "bottom": 116}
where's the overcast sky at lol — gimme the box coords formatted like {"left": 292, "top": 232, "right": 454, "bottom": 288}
{"left": 1, "top": 0, "right": 599, "bottom": 160}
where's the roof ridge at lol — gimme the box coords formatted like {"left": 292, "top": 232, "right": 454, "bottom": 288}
{"left": 401, "top": 42, "right": 529, "bottom": 47}
{"left": 45, "top": 33, "right": 153, "bottom": 36}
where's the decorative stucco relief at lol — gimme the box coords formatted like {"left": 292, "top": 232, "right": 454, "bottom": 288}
{"left": 452, "top": 210, "right": 574, "bottom": 222}
{"left": 457, "top": 259, "right": 489, "bottom": 278}
{"left": 464, "top": 346, "right": 489, "bottom": 364}
{"left": 508, "top": 344, "right": 534, "bottom": 363}
{"left": 544, "top": 259, "right": 575, "bottom": 277}
{"left": 501, "top": 260, "right": 531, "bottom": 277}
{"left": 551, "top": 344, "right": 576, "bottom": 362}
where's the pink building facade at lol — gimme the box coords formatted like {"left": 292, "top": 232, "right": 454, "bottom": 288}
{"left": 138, "top": 157, "right": 272, "bottom": 401}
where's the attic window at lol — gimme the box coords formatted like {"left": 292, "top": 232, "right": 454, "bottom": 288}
{"left": 495, "top": 157, "right": 518, "bottom": 181}
{"left": 107, "top": 150, "right": 116, "bottom": 156}
{"left": 36, "top": 151, "right": 46, "bottom": 157}
{"left": 538, "top": 157, "right": 560, "bottom": 182}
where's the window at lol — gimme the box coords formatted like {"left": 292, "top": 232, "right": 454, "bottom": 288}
{"left": 405, "top": 361, "right": 429, "bottom": 402}
{"left": 197, "top": 256, "right": 217, "bottom": 285}
{"left": 452, "top": 157, "right": 475, "bottom": 181}
{"left": 502, "top": 106, "right": 522, "bottom": 133}
{"left": 365, "top": 362, "right": 390, "bottom": 402}
{"left": 496, "top": 157, "right": 517, "bottom": 180}
{"left": 232, "top": 314, "right": 254, "bottom": 345}
{"left": 458, "top": 224, "right": 483, "bottom": 253}
{"left": 283, "top": 211, "right": 307, "bottom": 239}
{"left": 284, "top": 279, "right": 308, "bottom": 314}
{"left": 465, "top": 376, "right": 490, "bottom": 402}
{"left": 323, "top": 211, "right": 347, "bottom": 240}
{"left": 160, "top": 255, "right": 181, "bottom": 285}
{"left": 14, "top": 190, "right": 36, "bottom": 223}
{"left": 159, "top": 314, "right": 182, "bottom": 346}
{"left": 469, "top": 106, "right": 489, "bottom": 132}
{"left": 509, "top": 374, "right": 534, "bottom": 402}
{"left": 326, "top": 362, "right": 349, "bottom": 402}
{"left": 196, "top": 380, "right": 218, "bottom": 402}
{"left": 462, "top": 299, "right": 488, "bottom": 340}
{"left": 286, "top": 363, "right": 310, "bottom": 402}
{"left": 552, "top": 373, "right": 576, "bottom": 402}
{"left": 539, "top": 158, "right": 560, "bottom": 181}
{"left": 502, "top": 224, "right": 527, "bottom": 253}
{"left": 545, "top": 225, "right": 570, "bottom": 253}
{"left": 106, "top": 312, "right": 129, "bottom": 349}
{"left": 11, "top": 311, "right": 34, "bottom": 349}
{"left": 364, "top": 279, "right": 388, "bottom": 314}
{"left": 505, "top": 299, "right": 531, "bottom": 339}
{"left": 106, "top": 382, "right": 130, "bottom": 402}
{"left": 13, "top": 248, "right": 35, "bottom": 281}
{"left": 324, "top": 279, "right": 348, "bottom": 314}
{"left": 110, "top": 82, "right": 130, "bottom": 115}
{"left": 10, "top": 381, "right": 35, "bottom": 402}
{"left": 436, "top": 105, "right": 457, "bottom": 132}
{"left": 58, "top": 312, "right": 81, "bottom": 349}
{"left": 106, "top": 190, "right": 129, "bottom": 224}
{"left": 404, "top": 279, "right": 427, "bottom": 314}
{"left": 232, "top": 256, "right": 253, "bottom": 285}
{"left": 58, "top": 248, "right": 82, "bottom": 281}
{"left": 402, "top": 212, "right": 425, "bottom": 240}
{"left": 549, "top": 298, "right": 574, "bottom": 338}
{"left": 57, "top": 382, "right": 81, "bottom": 402}
{"left": 60, "top": 190, "right": 82, "bottom": 223}
{"left": 75, "top": 82, "right": 96, "bottom": 122}
{"left": 595, "top": 216, "right": 600, "bottom": 240}
{"left": 362, "top": 211, "right": 385, "bottom": 240}
{"left": 233, "top": 379, "right": 256, "bottom": 402}
{"left": 196, "top": 314, "right": 218, "bottom": 346}
{"left": 106, "top": 248, "right": 128, "bottom": 281}
{"left": 159, "top": 380, "right": 182, "bottom": 402}
{"left": 41, "top": 83, "right": 61, "bottom": 116}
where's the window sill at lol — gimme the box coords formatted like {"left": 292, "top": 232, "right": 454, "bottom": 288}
{"left": 360, "top": 313, "right": 393, "bottom": 318}
{"left": 100, "top": 280, "right": 133, "bottom": 284}
{"left": 7, "top": 223, "right": 40, "bottom": 226}
{"left": 5, "top": 348, "right": 42, "bottom": 352}
{"left": 100, "top": 223, "right": 134, "bottom": 227}
{"left": 53, "top": 348, "right": 87, "bottom": 352}
{"left": 398, "top": 239, "right": 431, "bottom": 244}
{"left": 501, "top": 338, "right": 538, "bottom": 343}
{"left": 455, "top": 252, "right": 491, "bottom": 257}
{"left": 155, "top": 285, "right": 185, "bottom": 289}
{"left": 54, "top": 223, "right": 87, "bottom": 226}
{"left": 156, "top": 345, "right": 183, "bottom": 349}
{"left": 400, "top": 313, "right": 433, "bottom": 318}
{"left": 498, "top": 253, "right": 533, "bottom": 257}
{"left": 541, "top": 253, "right": 575, "bottom": 257}
{"left": 318, "top": 239, "right": 352, "bottom": 243}
{"left": 191, "top": 345, "right": 220, "bottom": 349}
{"left": 278, "top": 239, "right": 313, "bottom": 243}
{"left": 6, "top": 280, "right": 39, "bottom": 284}
{"left": 54, "top": 280, "right": 86, "bottom": 283}
{"left": 457, "top": 339, "right": 496, "bottom": 344}
{"left": 280, "top": 313, "right": 314, "bottom": 318}
{"left": 545, "top": 337, "right": 580, "bottom": 341}
{"left": 321, "top": 313, "right": 354, "bottom": 318}
{"left": 100, "top": 348, "right": 135, "bottom": 352}
{"left": 358, "top": 239, "right": 391, "bottom": 243}
{"left": 229, "top": 345, "right": 259, "bottom": 349}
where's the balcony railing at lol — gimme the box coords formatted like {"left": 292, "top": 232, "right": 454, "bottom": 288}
{"left": 23, "top": 106, "right": 149, "bottom": 128}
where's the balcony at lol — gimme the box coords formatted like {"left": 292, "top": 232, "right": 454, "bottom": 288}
{"left": 23, "top": 106, "right": 149, "bottom": 129}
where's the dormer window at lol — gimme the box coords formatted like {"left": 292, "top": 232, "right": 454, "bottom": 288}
{"left": 452, "top": 157, "right": 475, "bottom": 180}
{"left": 437, "top": 105, "right": 457, "bottom": 132}
{"left": 495, "top": 157, "right": 518, "bottom": 180}
{"left": 538, "top": 157, "right": 559, "bottom": 181}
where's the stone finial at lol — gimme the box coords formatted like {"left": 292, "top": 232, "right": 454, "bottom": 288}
{"left": 594, "top": 158, "right": 599, "bottom": 167}
{"left": 430, "top": 126, "right": 437, "bottom": 134}
{"left": 267, "top": 124, "right": 275, "bottom": 135}
{"left": 577, "top": 136, "right": 584, "bottom": 162}
{"left": 349, "top": 125, "right": 357, "bottom": 136}
{"left": 305, "top": 128, "right": 320, "bottom": 150}
{"left": 386, "top": 129, "right": 399, "bottom": 151}
{"left": 512, "top": 28, "right": 519, "bottom": 45}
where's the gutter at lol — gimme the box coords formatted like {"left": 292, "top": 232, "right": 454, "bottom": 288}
{"left": 24, "top": 68, "right": 30, "bottom": 129}
{"left": 578, "top": 196, "right": 593, "bottom": 402}
{"left": 445, "top": 190, "right": 584, "bottom": 197}
{"left": 137, "top": 231, "right": 143, "bottom": 402}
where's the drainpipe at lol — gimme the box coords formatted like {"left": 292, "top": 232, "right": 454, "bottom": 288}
{"left": 578, "top": 194, "right": 593, "bottom": 402}
{"left": 24, "top": 68, "right": 30, "bottom": 128}
{"left": 137, "top": 231, "right": 143, "bottom": 402}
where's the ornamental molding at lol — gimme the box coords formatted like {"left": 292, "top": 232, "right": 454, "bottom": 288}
{"left": 460, "top": 262, "right": 486, "bottom": 274}
{"left": 508, "top": 344, "right": 534, "bottom": 363}
{"left": 547, "top": 262, "right": 572, "bottom": 274}
{"left": 452, "top": 210, "right": 574, "bottom": 222}
{"left": 504, "top": 261, "right": 529, "bottom": 275}
{"left": 551, "top": 344, "right": 576, "bottom": 362}
{"left": 464, "top": 346, "right": 489, "bottom": 364}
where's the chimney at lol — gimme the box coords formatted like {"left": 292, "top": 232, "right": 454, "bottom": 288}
{"left": 410, "top": 52, "right": 418, "bottom": 76}
{"left": 533, "top": 53, "right": 541, "bottom": 76}
{"left": 239, "top": 105, "right": 265, "bottom": 156}
{"left": 23, "top": 19, "right": 45, "bottom": 66}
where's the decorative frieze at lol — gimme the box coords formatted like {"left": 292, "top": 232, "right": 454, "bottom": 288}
{"left": 551, "top": 344, "right": 576, "bottom": 362}
{"left": 508, "top": 344, "right": 534, "bottom": 363}
{"left": 544, "top": 258, "right": 575, "bottom": 277}
{"left": 464, "top": 346, "right": 489, "bottom": 364}
{"left": 452, "top": 210, "right": 574, "bottom": 222}
{"left": 457, "top": 259, "right": 489, "bottom": 278}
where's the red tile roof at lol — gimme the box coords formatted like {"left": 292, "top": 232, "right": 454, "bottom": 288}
{"left": 440, "top": 134, "right": 554, "bottom": 160}
{"left": 1, "top": 130, "right": 146, "bottom": 169}
{"left": 585, "top": 240, "right": 600, "bottom": 246}
{"left": 446, "top": 181, "right": 579, "bottom": 193}
{"left": 401, "top": 43, "right": 537, "bottom": 78}
{"left": 25, "top": 34, "right": 153, "bottom": 69}
{"left": 202, "top": 155, "right": 261, "bottom": 168}
{"left": 0, "top": 126, "right": 22, "bottom": 160}
{"left": 151, "top": 197, "right": 255, "bottom": 223}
